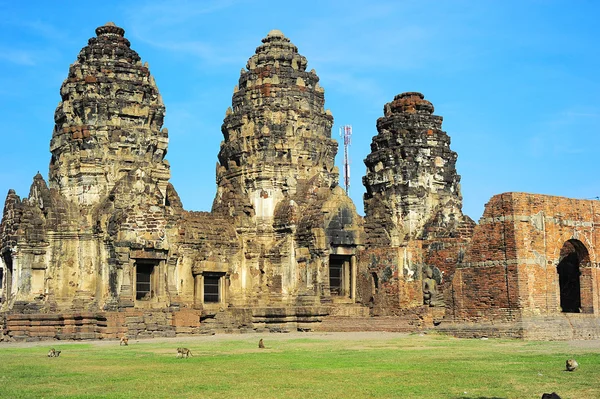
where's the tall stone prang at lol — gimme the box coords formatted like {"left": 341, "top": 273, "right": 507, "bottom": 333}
{"left": 49, "top": 22, "right": 170, "bottom": 205}
{"left": 214, "top": 29, "right": 338, "bottom": 220}
{"left": 363, "top": 92, "right": 464, "bottom": 246}
{"left": 212, "top": 30, "right": 362, "bottom": 306}
{"left": 0, "top": 22, "right": 179, "bottom": 315}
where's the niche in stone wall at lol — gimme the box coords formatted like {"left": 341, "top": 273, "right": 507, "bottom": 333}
{"left": 557, "top": 239, "right": 590, "bottom": 313}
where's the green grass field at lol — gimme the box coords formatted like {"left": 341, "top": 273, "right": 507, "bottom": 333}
{"left": 0, "top": 332, "right": 598, "bottom": 399}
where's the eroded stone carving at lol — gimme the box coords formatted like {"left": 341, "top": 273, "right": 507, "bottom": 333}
{"left": 363, "top": 92, "right": 466, "bottom": 246}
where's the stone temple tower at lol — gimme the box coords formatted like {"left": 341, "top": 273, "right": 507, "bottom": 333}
{"left": 49, "top": 22, "right": 170, "bottom": 206}
{"left": 363, "top": 92, "right": 465, "bottom": 246}
{"left": 0, "top": 23, "right": 177, "bottom": 313}
{"left": 213, "top": 30, "right": 362, "bottom": 305}
{"left": 215, "top": 29, "right": 338, "bottom": 220}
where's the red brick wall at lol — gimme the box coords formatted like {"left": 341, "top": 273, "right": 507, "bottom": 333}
{"left": 451, "top": 193, "right": 600, "bottom": 322}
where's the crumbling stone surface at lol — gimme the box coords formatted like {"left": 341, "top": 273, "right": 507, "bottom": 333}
{"left": 358, "top": 92, "right": 474, "bottom": 315}
{"left": 212, "top": 30, "right": 363, "bottom": 306}
{"left": 49, "top": 22, "right": 170, "bottom": 206}
{"left": 215, "top": 29, "right": 338, "bottom": 218}
{"left": 363, "top": 92, "right": 466, "bottom": 246}
{"left": 449, "top": 193, "right": 600, "bottom": 330}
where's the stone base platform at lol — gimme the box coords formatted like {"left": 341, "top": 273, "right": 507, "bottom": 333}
{"left": 436, "top": 314, "right": 600, "bottom": 340}
{"left": 0, "top": 309, "right": 203, "bottom": 342}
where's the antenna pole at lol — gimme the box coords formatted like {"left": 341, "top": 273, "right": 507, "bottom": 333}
{"left": 339, "top": 125, "right": 352, "bottom": 195}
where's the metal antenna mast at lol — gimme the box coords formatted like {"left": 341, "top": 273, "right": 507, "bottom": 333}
{"left": 339, "top": 125, "right": 352, "bottom": 195}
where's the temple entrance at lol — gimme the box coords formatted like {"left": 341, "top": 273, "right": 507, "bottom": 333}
{"left": 329, "top": 255, "right": 352, "bottom": 297}
{"left": 135, "top": 260, "right": 158, "bottom": 301}
{"left": 2, "top": 252, "right": 13, "bottom": 301}
{"left": 557, "top": 239, "right": 589, "bottom": 313}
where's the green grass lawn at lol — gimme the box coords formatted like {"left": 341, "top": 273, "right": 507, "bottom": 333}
{"left": 0, "top": 332, "right": 598, "bottom": 398}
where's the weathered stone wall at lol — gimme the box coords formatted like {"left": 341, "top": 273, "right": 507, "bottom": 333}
{"left": 211, "top": 29, "right": 363, "bottom": 308}
{"left": 49, "top": 23, "right": 170, "bottom": 206}
{"left": 216, "top": 29, "right": 338, "bottom": 218}
{"left": 363, "top": 92, "right": 465, "bottom": 245}
{"left": 360, "top": 92, "right": 473, "bottom": 315}
{"left": 450, "top": 193, "right": 600, "bottom": 323}
{"left": 1, "top": 309, "right": 204, "bottom": 341}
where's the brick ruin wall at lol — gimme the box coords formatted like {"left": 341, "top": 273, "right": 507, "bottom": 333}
{"left": 449, "top": 193, "right": 599, "bottom": 324}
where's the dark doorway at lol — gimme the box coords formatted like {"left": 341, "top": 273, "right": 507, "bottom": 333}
{"left": 329, "top": 255, "right": 352, "bottom": 297}
{"left": 557, "top": 240, "right": 588, "bottom": 313}
{"left": 136, "top": 262, "right": 154, "bottom": 301}
{"left": 2, "top": 252, "right": 13, "bottom": 300}
{"left": 203, "top": 273, "right": 224, "bottom": 303}
{"left": 371, "top": 272, "right": 379, "bottom": 291}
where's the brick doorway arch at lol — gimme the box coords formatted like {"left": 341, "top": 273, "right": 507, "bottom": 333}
{"left": 557, "top": 239, "right": 590, "bottom": 313}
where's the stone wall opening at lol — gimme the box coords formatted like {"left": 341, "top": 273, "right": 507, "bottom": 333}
{"left": 329, "top": 255, "right": 352, "bottom": 297}
{"left": 194, "top": 272, "right": 227, "bottom": 306}
{"left": 135, "top": 261, "right": 158, "bottom": 301}
{"left": 2, "top": 252, "right": 13, "bottom": 302}
{"left": 203, "top": 273, "right": 221, "bottom": 303}
{"left": 557, "top": 239, "right": 589, "bottom": 313}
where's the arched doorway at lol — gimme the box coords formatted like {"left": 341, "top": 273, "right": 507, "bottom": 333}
{"left": 556, "top": 239, "right": 589, "bottom": 313}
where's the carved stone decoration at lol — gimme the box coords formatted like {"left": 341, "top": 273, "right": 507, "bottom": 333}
{"left": 363, "top": 92, "right": 465, "bottom": 246}
{"left": 214, "top": 29, "right": 338, "bottom": 219}
{"left": 49, "top": 22, "right": 170, "bottom": 206}
{"left": 422, "top": 265, "right": 443, "bottom": 307}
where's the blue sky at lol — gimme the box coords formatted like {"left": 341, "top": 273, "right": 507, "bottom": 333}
{"left": 1, "top": 0, "right": 599, "bottom": 221}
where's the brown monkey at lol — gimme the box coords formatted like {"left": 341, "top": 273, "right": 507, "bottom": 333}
{"left": 47, "top": 348, "right": 61, "bottom": 357}
{"left": 258, "top": 339, "right": 265, "bottom": 349}
{"left": 176, "top": 347, "right": 192, "bottom": 358}
{"left": 566, "top": 359, "right": 578, "bottom": 371}
{"left": 120, "top": 336, "right": 129, "bottom": 346}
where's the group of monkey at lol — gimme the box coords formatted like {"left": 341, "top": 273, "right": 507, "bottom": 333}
{"left": 118, "top": 335, "right": 265, "bottom": 359}
{"left": 176, "top": 338, "right": 266, "bottom": 358}
{"left": 46, "top": 337, "right": 579, "bottom": 376}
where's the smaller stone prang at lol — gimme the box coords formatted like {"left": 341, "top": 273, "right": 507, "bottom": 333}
{"left": 363, "top": 92, "right": 465, "bottom": 246}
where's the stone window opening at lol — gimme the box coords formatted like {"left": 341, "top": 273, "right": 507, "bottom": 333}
{"left": 135, "top": 261, "right": 157, "bottom": 301}
{"left": 372, "top": 272, "right": 379, "bottom": 291}
{"left": 195, "top": 272, "right": 227, "bottom": 306}
{"left": 0, "top": 265, "right": 3, "bottom": 302}
{"left": 557, "top": 239, "right": 590, "bottom": 313}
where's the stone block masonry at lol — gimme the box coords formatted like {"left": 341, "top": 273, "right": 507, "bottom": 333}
{"left": 1, "top": 22, "right": 599, "bottom": 341}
